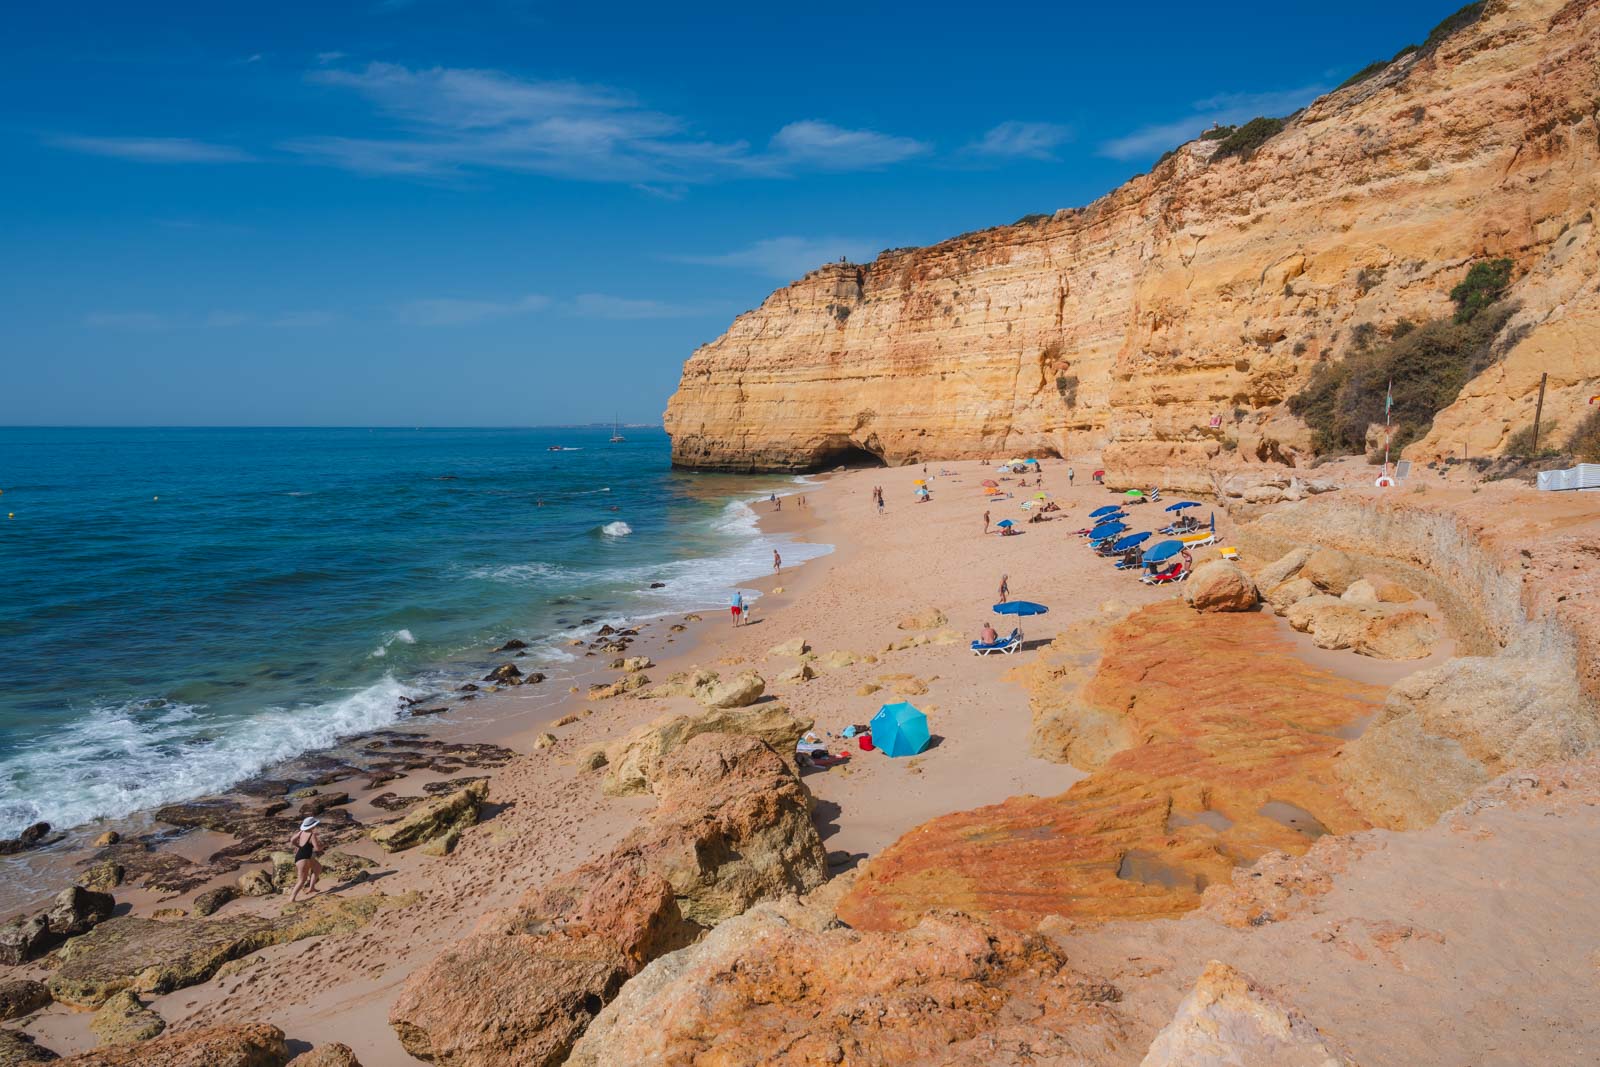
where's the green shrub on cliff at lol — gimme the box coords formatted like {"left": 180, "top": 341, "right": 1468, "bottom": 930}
{"left": 1290, "top": 263, "right": 1517, "bottom": 455}
{"left": 1503, "top": 420, "right": 1561, "bottom": 459}
{"left": 1211, "top": 117, "right": 1286, "bottom": 162}
{"left": 1449, "top": 257, "right": 1513, "bottom": 322}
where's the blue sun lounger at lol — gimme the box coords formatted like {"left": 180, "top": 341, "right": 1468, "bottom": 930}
{"left": 971, "top": 627, "right": 1022, "bottom": 655}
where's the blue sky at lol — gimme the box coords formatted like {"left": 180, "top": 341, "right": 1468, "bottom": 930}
{"left": 2, "top": 0, "right": 1460, "bottom": 426}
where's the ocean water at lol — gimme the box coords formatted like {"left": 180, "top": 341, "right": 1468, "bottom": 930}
{"left": 0, "top": 427, "right": 826, "bottom": 837}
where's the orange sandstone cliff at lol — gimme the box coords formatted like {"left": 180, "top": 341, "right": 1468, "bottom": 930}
{"left": 665, "top": 0, "right": 1600, "bottom": 480}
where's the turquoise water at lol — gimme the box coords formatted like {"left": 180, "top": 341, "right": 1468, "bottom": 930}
{"left": 0, "top": 427, "right": 825, "bottom": 836}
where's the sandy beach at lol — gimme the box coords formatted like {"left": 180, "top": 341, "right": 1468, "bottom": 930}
{"left": 9, "top": 454, "right": 1590, "bottom": 1066}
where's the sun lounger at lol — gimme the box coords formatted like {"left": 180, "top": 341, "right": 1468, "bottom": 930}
{"left": 1217, "top": 546, "right": 1239, "bottom": 560}
{"left": 1178, "top": 532, "right": 1215, "bottom": 549}
{"left": 1140, "top": 563, "right": 1188, "bottom": 585}
{"left": 971, "top": 627, "right": 1023, "bottom": 655}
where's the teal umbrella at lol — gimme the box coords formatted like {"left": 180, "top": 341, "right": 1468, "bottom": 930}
{"left": 870, "top": 702, "right": 930, "bottom": 758}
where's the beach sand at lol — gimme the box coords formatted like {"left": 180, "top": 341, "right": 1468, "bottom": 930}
{"left": 8, "top": 458, "right": 1459, "bottom": 1063}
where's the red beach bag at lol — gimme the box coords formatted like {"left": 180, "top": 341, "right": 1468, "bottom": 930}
{"left": 858, "top": 732, "right": 874, "bottom": 751}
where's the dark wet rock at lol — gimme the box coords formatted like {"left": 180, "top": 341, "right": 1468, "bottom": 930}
{"left": 296, "top": 792, "right": 351, "bottom": 817}
{"left": 422, "top": 776, "right": 490, "bottom": 797}
{"left": 496, "top": 639, "right": 528, "bottom": 652}
{"left": 19, "top": 824, "right": 50, "bottom": 847}
{"left": 369, "top": 794, "right": 421, "bottom": 813}
{"left": 0, "top": 980, "right": 51, "bottom": 1021}
{"left": 408, "top": 706, "right": 449, "bottom": 717}
{"left": 523, "top": 672, "right": 546, "bottom": 685}
{"left": 86, "top": 843, "right": 220, "bottom": 897}
{"left": 649, "top": 582, "right": 666, "bottom": 588}
{"left": 47, "top": 886, "right": 115, "bottom": 938}
{"left": 597, "top": 624, "right": 616, "bottom": 636}
{"left": 456, "top": 683, "right": 479, "bottom": 693}
{"left": 0, "top": 916, "right": 51, "bottom": 966}
{"left": 483, "top": 663, "right": 522, "bottom": 685}
{"left": 0, "top": 1028, "right": 57, "bottom": 1063}
{"left": 192, "top": 886, "right": 239, "bottom": 917}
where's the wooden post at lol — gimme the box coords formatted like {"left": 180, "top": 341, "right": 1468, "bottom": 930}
{"left": 1531, "top": 372, "right": 1549, "bottom": 454}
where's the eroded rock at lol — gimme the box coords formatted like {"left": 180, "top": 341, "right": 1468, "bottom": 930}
{"left": 54, "top": 1023, "right": 287, "bottom": 1067}
{"left": 369, "top": 780, "right": 487, "bottom": 853}
{"left": 0, "top": 981, "right": 50, "bottom": 1022}
{"left": 89, "top": 991, "right": 165, "bottom": 1046}
{"left": 1300, "top": 548, "right": 1360, "bottom": 595}
{"left": 1139, "top": 961, "right": 1353, "bottom": 1066}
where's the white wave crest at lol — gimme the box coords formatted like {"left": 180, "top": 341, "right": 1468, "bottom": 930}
{"left": 467, "top": 562, "right": 567, "bottom": 583}
{"left": 0, "top": 676, "right": 420, "bottom": 837}
{"left": 601, "top": 521, "right": 632, "bottom": 536}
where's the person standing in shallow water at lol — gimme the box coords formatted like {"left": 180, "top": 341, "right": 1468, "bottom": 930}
{"left": 998, "top": 574, "right": 1010, "bottom": 602}
{"left": 773, "top": 549, "right": 781, "bottom": 573}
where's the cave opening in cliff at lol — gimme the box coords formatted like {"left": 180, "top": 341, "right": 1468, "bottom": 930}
{"left": 810, "top": 441, "right": 887, "bottom": 471}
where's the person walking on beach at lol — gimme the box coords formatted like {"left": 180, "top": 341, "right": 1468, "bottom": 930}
{"left": 983, "top": 509, "right": 991, "bottom": 534}
{"left": 998, "top": 574, "right": 1010, "bottom": 603}
{"left": 730, "top": 590, "right": 745, "bottom": 626}
{"left": 773, "top": 549, "right": 782, "bottom": 573}
{"left": 774, "top": 496, "right": 782, "bottom": 512}
{"left": 1068, "top": 466, "right": 1075, "bottom": 486}
{"left": 288, "top": 817, "right": 323, "bottom": 903}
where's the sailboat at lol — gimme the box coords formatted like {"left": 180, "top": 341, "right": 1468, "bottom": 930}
{"left": 609, "top": 416, "right": 626, "bottom": 443}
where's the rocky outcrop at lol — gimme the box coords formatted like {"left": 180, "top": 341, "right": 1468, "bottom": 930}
{"left": 48, "top": 897, "right": 390, "bottom": 1008}
{"left": 54, "top": 1023, "right": 288, "bottom": 1067}
{"left": 368, "top": 780, "right": 486, "bottom": 853}
{"left": 570, "top": 905, "right": 1129, "bottom": 1066}
{"left": 587, "top": 704, "right": 812, "bottom": 797}
{"left": 89, "top": 991, "right": 165, "bottom": 1046}
{"left": 390, "top": 732, "right": 827, "bottom": 1066}
{"left": 1339, "top": 655, "right": 1600, "bottom": 829}
{"left": 842, "top": 603, "right": 1381, "bottom": 932}
{"left": 0, "top": 887, "right": 115, "bottom": 965}
{"left": 1139, "top": 961, "right": 1354, "bottom": 1066}
{"left": 665, "top": 0, "right": 1600, "bottom": 476}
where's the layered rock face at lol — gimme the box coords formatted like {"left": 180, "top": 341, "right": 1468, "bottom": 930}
{"left": 666, "top": 0, "right": 1600, "bottom": 478}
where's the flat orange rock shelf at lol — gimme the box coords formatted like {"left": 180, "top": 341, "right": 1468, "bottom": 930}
{"left": 837, "top": 602, "right": 1385, "bottom": 931}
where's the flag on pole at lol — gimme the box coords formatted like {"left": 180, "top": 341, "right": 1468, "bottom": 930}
{"left": 1385, "top": 379, "right": 1394, "bottom": 415}
{"left": 1591, "top": 394, "right": 1599, "bottom": 405}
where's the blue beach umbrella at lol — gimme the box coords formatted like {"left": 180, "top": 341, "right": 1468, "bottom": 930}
{"left": 1026, "top": 458, "right": 1039, "bottom": 465}
{"left": 994, "top": 600, "right": 1049, "bottom": 616}
{"left": 1090, "top": 505, "right": 1121, "bottom": 518}
{"left": 1110, "top": 531, "right": 1152, "bottom": 552}
{"left": 996, "top": 518, "right": 1014, "bottom": 528}
{"left": 1143, "top": 539, "right": 1184, "bottom": 564}
{"left": 870, "top": 702, "right": 930, "bottom": 758}
{"left": 1089, "top": 521, "right": 1126, "bottom": 540}
{"left": 1165, "top": 501, "right": 1201, "bottom": 512}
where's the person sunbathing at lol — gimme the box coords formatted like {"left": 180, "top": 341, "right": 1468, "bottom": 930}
{"left": 979, "top": 622, "right": 999, "bottom": 645}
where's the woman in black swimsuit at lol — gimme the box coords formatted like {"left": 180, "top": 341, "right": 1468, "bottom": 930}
{"left": 288, "top": 817, "right": 322, "bottom": 903}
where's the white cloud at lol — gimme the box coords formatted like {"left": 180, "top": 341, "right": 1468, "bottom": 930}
{"left": 674, "top": 236, "right": 880, "bottom": 279}
{"left": 1097, "top": 84, "right": 1328, "bottom": 161}
{"left": 569, "top": 294, "right": 709, "bottom": 320}
{"left": 398, "top": 294, "right": 550, "bottom": 326}
{"left": 966, "top": 120, "right": 1073, "bottom": 160}
{"left": 764, "top": 120, "right": 930, "bottom": 171}
{"left": 51, "top": 136, "right": 255, "bottom": 164}
{"left": 288, "top": 62, "right": 928, "bottom": 184}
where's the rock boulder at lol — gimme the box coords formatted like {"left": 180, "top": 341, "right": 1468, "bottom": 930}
{"left": 1265, "top": 577, "right": 1319, "bottom": 614}
{"left": 1139, "top": 961, "right": 1353, "bottom": 1066}
{"left": 1253, "top": 546, "right": 1313, "bottom": 591}
{"left": 0, "top": 980, "right": 50, "bottom": 1022}
{"left": 1300, "top": 548, "right": 1360, "bottom": 595}
{"left": 1185, "top": 560, "right": 1259, "bottom": 613}
{"left": 597, "top": 705, "right": 812, "bottom": 797}
{"left": 1355, "top": 609, "right": 1437, "bottom": 660}
{"left": 694, "top": 671, "right": 765, "bottom": 710}
{"left": 895, "top": 608, "right": 947, "bottom": 631}
{"left": 89, "top": 990, "right": 165, "bottom": 1046}
{"left": 285, "top": 1043, "right": 362, "bottom": 1067}
{"left": 369, "top": 780, "right": 487, "bottom": 853}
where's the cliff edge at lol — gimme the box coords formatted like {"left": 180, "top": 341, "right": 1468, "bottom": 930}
{"left": 665, "top": 0, "right": 1600, "bottom": 476}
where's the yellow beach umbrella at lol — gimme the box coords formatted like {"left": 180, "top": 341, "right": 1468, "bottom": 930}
{"left": 913, "top": 479, "right": 926, "bottom": 486}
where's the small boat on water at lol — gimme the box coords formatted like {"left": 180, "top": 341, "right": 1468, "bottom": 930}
{"left": 609, "top": 417, "right": 626, "bottom": 443}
